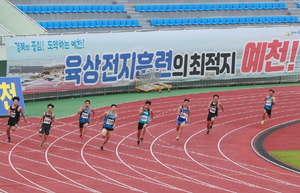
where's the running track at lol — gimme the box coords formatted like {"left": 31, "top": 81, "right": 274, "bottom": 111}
{"left": 1, "top": 86, "right": 300, "bottom": 192}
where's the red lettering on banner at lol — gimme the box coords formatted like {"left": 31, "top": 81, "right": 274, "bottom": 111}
{"left": 241, "top": 40, "right": 300, "bottom": 73}
{"left": 241, "top": 42, "right": 267, "bottom": 73}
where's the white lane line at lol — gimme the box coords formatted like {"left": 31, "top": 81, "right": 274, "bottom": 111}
{"left": 45, "top": 122, "right": 100, "bottom": 193}
{"left": 251, "top": 120, "right": 300, "bottom": 175}
{"left": 218, "top": 111, "right": 300, "bottom": 188}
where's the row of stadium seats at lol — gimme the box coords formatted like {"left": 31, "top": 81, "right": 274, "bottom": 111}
{"left": 37, "top": 19, "right": 142, "bottom": 29}
{"left": 136, "top": 2, "right": 288, "bottom": 12}
{"left": 150, "top": 16, "right": 299, "bottom": 26}
{"left": 16, "top": 4, "right": 127, "bottom": 14}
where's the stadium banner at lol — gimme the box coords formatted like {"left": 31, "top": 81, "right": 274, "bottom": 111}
{"left": 5, "top": 26, "right": 300, "bottom": 94}
{"left": 0, "top": 77, "right": 26, "bottom": 115}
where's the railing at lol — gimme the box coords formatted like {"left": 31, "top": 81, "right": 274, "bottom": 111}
{"left": 23, "top": 75, "right": 300, "bottom": 101}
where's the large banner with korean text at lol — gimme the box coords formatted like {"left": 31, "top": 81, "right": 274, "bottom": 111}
{"left": 6, "top": 27, "right": 300, "bottom": 94}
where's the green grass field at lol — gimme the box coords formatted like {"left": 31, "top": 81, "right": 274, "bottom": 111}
{"left": 269, "top": 150, "right": 300, "bottom": 169}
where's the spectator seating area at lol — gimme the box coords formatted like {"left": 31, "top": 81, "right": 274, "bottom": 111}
{"left": 15, "top": 4, "right": 127, "bottom": 14}
{"left": 37, "top": 19, "right": 142, "bottom": 29}
{"left": 136, "top": 2, "right": 288, "bottom": 12}
{"left": 150, "top": 16, "right": 300, "bottom": 26}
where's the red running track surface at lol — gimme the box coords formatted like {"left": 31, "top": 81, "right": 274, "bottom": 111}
{"left": 1, "top": 86, "right": 300, "bottom": 192}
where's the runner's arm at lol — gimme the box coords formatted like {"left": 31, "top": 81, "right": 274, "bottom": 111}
{"left": 52, "top": 114, "right": 55, "bottom": 125}
{"left": 219, "top": 103, "right": 224, "bottom": 112}
{"left": 272, "top": 97, "right": 276, "bottom": 105}
{"left": 77, "top": 107, "right": 83, "bottom": 114}
{"left": 139, "top": 107, "right": 144, "bottom": 115}
{"left": 19, "top": 107, "right": 27, "bottom": 122}
{"left": 113, "top": 114, "right": 118, "bottom": 128}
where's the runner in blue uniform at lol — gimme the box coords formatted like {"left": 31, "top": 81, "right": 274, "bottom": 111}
{"left": 6, "top": 96, "right": 27, "bottom": 142}
{"left": 137, "top": 100, "right": 154, "bottom": 144}
{"left": 77, "top": 100, "right": 95, "bottom": 140}
{"left": 37, "top": 104, "right": 55, "bottom": 148}
{"left": 96, "top": 104, "right": 118, "bottom": 150}
{"left": 261, "top": 89, "right": 276, "bottom": 124}
{"left": 176, "top": 99, "right": 190, "bottom": 140}
{"left": 206, "top": 95, "right": 224, "bottom": 134}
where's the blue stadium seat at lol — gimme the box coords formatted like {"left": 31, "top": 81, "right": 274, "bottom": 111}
{"left": 259, "top": 16, "right": 266, "bottom": 23}
{"left": 252, "top": 3, "right": 259, "bottom": 9}
{"left": 265, "top": 16, "right": 273, "bottom": 23}
{"left": 212, "top": 4, "right": 220, "bottom": 10}
{"left": 114, "top": 20, "right": 121, "bottom": 27}
{"left": 245, "top": 17, "right": 254, "bottom": 24}
{"left": 135, "top": 5, "right": 142, "bottom": 12}
{"left": 219, "top": 17, "right": 226, "bottom": 24}
{"left": 206, "top": 4, "right": 213, "bottom": 10}
{"left": 182, "top": 18, "right": 189, "bottom": 25}
{"left": 258, "top": 3, "right": 266, "bottom": 10}
{"left": 80, "top": 5, "right": 87, "bottom": 12}
{"left": 39, "top": 21, "right": 48, "bottom": 28}
{"left": 53, "top": 5, "right": 61, "bottom": 13}
{"left": 174, "top": 4, "right": 181, "bottom": 11}
{"left": 20, "top": 5, "right": 28, "bottom": 13}
{"left": 266, "top": 3, "right": 273, "bottom": 10}
{"left": 246, "top": 3, "right": 254, "bottom": 10}
{"left": 272, "top": 3, "right": 279, "bottom": 10}
{"left": 193, "top": 4, "right": 201, "bottom": 11}
{"left": 169, "top": 18, "right": 177, "bottom": 25}
{"left": 60, "top": 5, "right": 67, "bottom": 13}
{"left": 163, "top": 19, "right": 170, "bottom": 26}
{"left": 66, "top": 21, "right": 73, "bottom": 28}
{"left": 226, "top": 17, "right": 234, "bottom": 24}
{"left": 176, "top": 18, "right": 183, "bottom": 25}
{"left": 58, "top": 21, "right": 66, "bottom": 29}
{"left": 77, "top": 20, "right": 84, "bottom": 28}
{"left": 292, "top": 16, "right": 299, "bottom": 22}
{"left": 105, "top": 5, "right": 112, "bottom": 12}
{"left": 188, "top": 18, "right": 196, "bottom": 25}
{"left": 212, "top": 18, "right": 220, "bottom": 24}
{"left": 98, "top": 5, "right": 105, "bottom": 12}
{"left": 53, "top": 21, "right": 59, "bottom": 29}
{"left": 233, "top": 17, "right": 240, "bottom": 24}
{"left": 201, "top": 18, "right": 208, "bottom": 25}
{"left": 181, "top": 4, "right": 188, "bottom": 11}
{"left": 95, "top": 20, "right": 103, "bottom": 27}
{"left": 188, "top": 4, "right": 195, "bottom": 11}
{"left": 133, "top": 19, "right": 142, "bottom": 26}
{"left": 15, "top": 5, "right": 21, "bottom": 10}
{"left": 108, "top": 20, "right": 115, "bottom": 27}
{"left": 88, "top": 20, "right": 95, "bottom": 27}
{"left": 273, "top": 16, "right": 280, "bottom": 23}
{"left": 279, "top": 2, "right": 288, "bottom": 9}
{"left": 239, "top": 17, "right": 246, "bottom": 23}
{"left": 150, "top": 19, "right": 157, "bottom": 26}
{"left": 126, "top": 19, "right": 134, "bottom": 27}
{"left": 206, "top": 18, "right": 213, "bottom": 25}
{"left": 227, "top": 4, "right": 234, "bottom": 10}
{"left": 73, "top": 5, "right": 80, "bottom": 13}
{"left": 27, "top": 5, "right": 35, "bottom": 13}
{"left": 33, "top": 5, "right": 41, "bottom": 14}
{"left": 201, "top": 4, "right": 208, "bottom": 11}
{"left": 219, "top": 4, "right": 227, "bottom": 10}
{"left": 111, "top": 5, "right": 118, "bottom": 12}
{"left": 278, "top": 16, "right": 286, "bottom": 23}
{"left": 156, "top": 19, "right": 163, "bottom": 26}
{"left": 147, "top": 5, "right": 154, "bottom": 12}
{"left": 239, "top": 3, "right": 246, "bottom": 10}
{"left": 233, "top": 4, "right": 240, "bottom": 10}
{"left": 71, "top": 21, "right": 78, "bottom": 28}
{"left": 168, "top": 4, "right": 176, "bottom": 11}
{"left": 47, "top": 21, "right": 54, "bottom": 29}
{"left": 118, "top": 5, "right": 127, "bottom": 12}
{"left": 85, "top": 5, "right": 92, "bottom": 12}
{"left": 83, "top": 20, "right": 90, "bottom": 28}
{"left": 119, "top": 20, "right": 126, "bottom": 27}
{"left": 101, "top": 20, "right": 107, "bottom": 27}
{"left": 153, "top": 5, "right": 160, "bottom": 11}
{"left": 66, "top": 5, "right": 74, "bottom": 13}
{"left": 159, "top": 4, "right": 167, "bottom": 11}
{"left": 252, "top": 17, "right": 259, "bottom": 23}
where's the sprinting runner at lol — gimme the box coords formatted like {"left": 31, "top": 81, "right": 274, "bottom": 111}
{"left": 37, "top": 104, "right": 55, "bottom": 148}
{"left": 96, "top": 104, "right": 118, "bottom": 150}
{"left": 137, "top": 100, "right": 154, "bottom": 144}
{"left": 261, "top": 89, "right": 276, "bottom": 124}
{"left": 176, "top": 99, "right": 190, "bottom": 140}
{"left": 77, "top": 100, "right": 95, "bottom": 140}
{"left": 6, "top": 96, "right": 27, "bottom": 142}
{"left": 206, "top": 94, "right": 224, "bottom": 134}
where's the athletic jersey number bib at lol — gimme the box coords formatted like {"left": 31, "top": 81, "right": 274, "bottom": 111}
{"left": 9, "top": 105, "right": 20, "bottom": 121}
{"left": 43, "top": 113, "right": 53, "bottom": 125}
{"left": 265, "top": 97, "right": 273, "bottom": 109}
{"left": 209, "top": 102, "right": 218, "bottom": 114}
{"left": 139, "top": 109, "right": 150, "bottom": 124}
{"left": 177, "top": 106, "right": 189, "bottom": 121}
{"left": 10, "top": 112, "right": 16, "bottom": 118}
{"left": 103, "top": 111, "right": 116, "bottom": 129}
{"left": 79, "top": 108, "right": 90, "bottom": 123}
{"left": 81, "top": 112, "right": 89, "bottom": 119}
